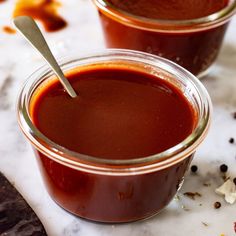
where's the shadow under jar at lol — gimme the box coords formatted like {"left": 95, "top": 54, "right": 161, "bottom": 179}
{"left": 93, "top": 0, "right": 236, "bottom": 77}
{"left": 17, "top": 50, "right": 211, "bottom": 223}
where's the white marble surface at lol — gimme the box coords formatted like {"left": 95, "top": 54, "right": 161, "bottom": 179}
{"left": 0, "top": 0, "right": 236, "bottom": 235}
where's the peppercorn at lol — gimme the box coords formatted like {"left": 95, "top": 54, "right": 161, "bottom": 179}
{"left": 233, "top": 112, "right": 236, "bottom": 119}
{"left": 229, "top": 138, "right": 234, "bottom": 144}
{"left": 214, "top": 201, "right": 221, "bottom": 209}
{"left": 220, "top": 164, "right": 228, "bottom": 173}
{"left": 233, "top": 178, "right": 236, "bottom": 185}
{"left": 191, "top": 165, "right": 198, "bottom": 173}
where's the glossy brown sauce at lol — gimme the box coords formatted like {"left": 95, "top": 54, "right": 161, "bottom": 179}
{"left": 31, "top": 65, "right": 198, "bottom": 222}
{"left": 108, "top": 0, "right": 229, "bottom": 20}
{"left": 13, "top": 0, "right": 67, "bottom": 32}
{"left": 2, "top": 26, "right": 16, "bottom": 34}
{"left": 31, "top": 66, "right": 196, "bottom": 160}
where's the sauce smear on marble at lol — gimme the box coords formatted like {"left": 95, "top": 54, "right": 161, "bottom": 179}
{"left": 2, "top": 26, "right": 16, "bottom": 34}
{"left": 13, "top": 0, "right": 67, "bottom": 32}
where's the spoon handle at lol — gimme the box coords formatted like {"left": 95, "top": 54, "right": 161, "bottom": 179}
{"left": 13, "top": 16, "right": 77, "bottom": 98}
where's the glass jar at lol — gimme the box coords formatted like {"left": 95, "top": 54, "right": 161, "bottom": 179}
{"left": 93, "top": 0, "right": 236, "bottom": 77}
{"left": 17, "top": 50, "right": 211, "bottom": 223}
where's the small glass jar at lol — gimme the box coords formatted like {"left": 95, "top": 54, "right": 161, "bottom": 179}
{"left": 17, "top": 50, "right": 211, "bottom": 223}
{"left": 93, "top": 0, "right": 236, "bottom": 77}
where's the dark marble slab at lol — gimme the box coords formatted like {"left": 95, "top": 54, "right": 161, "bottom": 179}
{"left": 0, "top": 172, "right": 47, "bottom": 236}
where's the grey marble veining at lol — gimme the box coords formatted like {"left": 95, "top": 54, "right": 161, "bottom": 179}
{"left": 0, "top": 0, "right": 236, "bottom": 235}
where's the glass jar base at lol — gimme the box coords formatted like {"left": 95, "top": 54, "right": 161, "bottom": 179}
{"left": 52, "top": 196, "right": 175, "bottom": 224}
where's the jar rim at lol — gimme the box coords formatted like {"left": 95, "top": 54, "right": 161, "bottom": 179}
{"left": 17, "top": 49, "right": 212, "bottom": 175}
{"left": 93, "top": 0, "right": 236, "bottom": 32}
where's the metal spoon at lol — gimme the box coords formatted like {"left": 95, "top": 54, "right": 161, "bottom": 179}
{"left": 13, "top": 16, "right": 77, "bottom": 98}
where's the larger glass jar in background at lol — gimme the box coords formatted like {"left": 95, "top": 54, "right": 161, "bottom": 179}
{"left": 93, "top": 0, "right": 236, "bottom": 77}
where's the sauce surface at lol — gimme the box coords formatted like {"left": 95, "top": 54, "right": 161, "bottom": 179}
{"left": 108, "top": 0, "right": 229, "bottom": 20}
{"left": 13, "top": 0, "right": 67, "bottom": 32}
{"left": 31, "top": 67, "right": 195, "bottom": 159}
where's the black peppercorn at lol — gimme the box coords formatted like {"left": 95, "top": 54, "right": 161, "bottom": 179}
{"left": 233, "top": 112, "right": 236, "bottom": 119}
{"left": 191, "top": 165, "right": 198, "bottom": 173}
{"left": 229, "top": 138, "right": 234, "bottom": 144}
{"left": 233, "top": 178, "right": 236, "bottom": 185}
{"left": 220, "top": 164, "right": 228, "bottom": 173}
{"left": 214, "top": 201, "right": 221, "bottom": 209}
